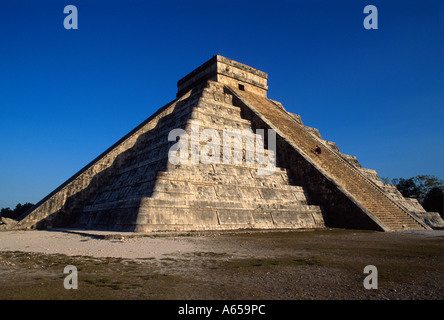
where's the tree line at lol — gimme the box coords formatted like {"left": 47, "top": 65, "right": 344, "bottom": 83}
{"left": 0, "top": 203, "right": 34, "bottom": 220}
{"left": 382, "top": 175, "right": 444, "bottom": 217}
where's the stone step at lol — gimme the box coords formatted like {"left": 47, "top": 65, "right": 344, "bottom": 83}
{"left": 137, "top": 198, "right": 316, "bottom": 210}
{"left": 133, "top": 197, "right": 324, "bottom": 232}
{"left": 192, "top": 107, "right": 249, "bottom": 126}
{"left": 185, "top": 118, "right": 253, "bottom": 132}
{"left": 152, "top": 173, "right": 308, "bottom": 198}
{"left": 157, "top": 166, "right": 291, "bottom": 186}
{"left": 196, "top": 99, "right": 242, "bottom": 118}
{"left": 151, "top": 184, "right": 306, "bottom": 202}
{"left": 166, "top": 161, "right": 286, "bottom": 175}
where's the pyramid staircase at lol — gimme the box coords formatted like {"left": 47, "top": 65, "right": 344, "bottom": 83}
{"left": 227, "top": 86, "right": 429, "bottom": 231}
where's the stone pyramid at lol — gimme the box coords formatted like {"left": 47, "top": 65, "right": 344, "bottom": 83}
{"left": 14, "top": 55, "right": 441, "bottom": 232}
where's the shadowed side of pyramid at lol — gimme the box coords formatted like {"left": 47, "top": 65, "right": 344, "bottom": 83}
{"left": 15, "top": 87, "right": 202, "bottom": 231}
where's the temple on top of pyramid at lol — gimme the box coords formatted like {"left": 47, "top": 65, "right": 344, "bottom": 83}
{"left": 9, "top": 55, "right": 444, "bottom": 232}
{"left": 177, "top": 55, "right": 268, "bottom": 98}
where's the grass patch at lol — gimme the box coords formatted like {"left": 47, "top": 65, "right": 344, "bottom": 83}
{"left": 0, "top": 250, "right": 190, "bottom": 299}
{"left": 221, "top": 255, "right": 324, "bottom": 270}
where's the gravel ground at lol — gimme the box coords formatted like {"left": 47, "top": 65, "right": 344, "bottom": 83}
{"left": 0, "top": 228, "right": 443, "bottom": 300}
{"left": 0, "top": 229, "right": 202, "bottom": 259}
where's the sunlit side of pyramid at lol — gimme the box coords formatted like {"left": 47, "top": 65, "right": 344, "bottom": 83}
{"left": 14, "top": 55, "right": 442, "bottom": 232}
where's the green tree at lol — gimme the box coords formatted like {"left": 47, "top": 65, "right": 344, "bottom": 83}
{"left": 392, "top": 175, "right": 444, "bottom": 204}
{"left": 13, "top": 203, "right": 34, "bottom": 219}
{"left": 413, "top": 175, "right": 444, "bottom": 202}
{"left": 0, "top": 202, "right": 34, "bottom": 220}
{"left": 423, "top": 187, "right": 444, "bottom": 217}
{"left": 0, "top": 207, "right": 14, "bottom": 219}
{"left": 392, "top": 177, "right": 421, "bottom": 199}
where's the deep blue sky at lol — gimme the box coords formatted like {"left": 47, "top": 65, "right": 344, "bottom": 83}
{"left": 1, "top": 0, "right": 443, "bottom": 209}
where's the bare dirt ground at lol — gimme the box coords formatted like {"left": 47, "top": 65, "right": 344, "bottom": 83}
{"left": 0, "top": 228, "right": 443, "bottom": 300}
